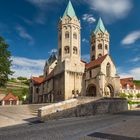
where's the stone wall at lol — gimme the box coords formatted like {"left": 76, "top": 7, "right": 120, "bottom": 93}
{"left": 38, "top": 98, "right": 128, "bottom": 121}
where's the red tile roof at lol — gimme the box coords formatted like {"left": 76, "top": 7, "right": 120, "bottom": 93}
{"left": 31, "top": 70, "right": 54, "bottom": 85}
{"left": 120, "top": 77, "right": 134, "bottom": 88}
{"left": 32, "top": 77, "right": 45, "bottom": 84}
{"left": 2, "top": 93, "right": 19, "bottom": 101}
{"left": 86, "top": 54, "right": 107, "bottom": 70}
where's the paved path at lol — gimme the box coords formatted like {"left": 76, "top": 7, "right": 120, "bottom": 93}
{"left": 0, "top": 110, "right": 140, "bottom": 140}
{"left": 0, "top": 104, "right": 49, "bottom": 128}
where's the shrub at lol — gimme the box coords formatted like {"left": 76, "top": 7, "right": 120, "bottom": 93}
{"left": 136, "top": 93, "right": 140, "bottom": 98}
{"left": 119, "top": 93, "right": 127, "bottom": 98}
{"left": 128, "top": 100, "right": 140, "bottom": 105}
{"left": 22, "top": 80, "right": 30, "bottom": 86}
{"left": 128, "top": 93, "right": 133, "bottom": 99}
{"left": 128, "top": 100, "right": 133, "bottom": 105}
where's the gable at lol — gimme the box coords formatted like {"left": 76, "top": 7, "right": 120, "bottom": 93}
{"left": 86, "top": 54, "right": 108, "bottom": 70}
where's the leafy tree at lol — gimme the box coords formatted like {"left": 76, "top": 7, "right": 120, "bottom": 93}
{"left": 136, "top": 93, "right": 140, "bottom": 98}
{"left": 17, "top": 76, "right": 27, "bottom": 81}
{"left": 0, "top": 36, "right": 13, "bottom": 87}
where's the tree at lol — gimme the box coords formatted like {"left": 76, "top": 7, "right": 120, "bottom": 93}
{"left": 17, "top": 76, "right": 27, "bottom": 81}
{"left": 0, "top": 36, "right": 13, "bottom": 87}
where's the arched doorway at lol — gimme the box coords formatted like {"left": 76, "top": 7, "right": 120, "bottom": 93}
{"left": 105, "top": 84, "right": 114, "bottom": 97}
{"left": 86, "top": 84, "right": 97, "bottom": 97}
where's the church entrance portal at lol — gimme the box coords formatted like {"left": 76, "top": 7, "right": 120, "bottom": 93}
{"left": 86, "top": 84, "right": 97, "bottom": 97}
{"left": 105, "top": 84, "right": 114, "bottom": 97}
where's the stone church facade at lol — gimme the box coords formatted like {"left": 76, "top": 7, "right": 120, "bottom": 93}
{"left": 29, "top": 1, "right": 120, "bottom": 103}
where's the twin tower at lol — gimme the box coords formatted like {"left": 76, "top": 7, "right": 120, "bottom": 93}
{"left": 58, "top": 1, "right": 110, "bottom": 62}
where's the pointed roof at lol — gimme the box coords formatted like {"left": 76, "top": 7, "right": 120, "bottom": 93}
{"left": 94, "top": 18, "right": 106, "bottom": 34}
{"left": 63, "top": 1, "right": 76, "bottom": 18}
{"left": 48, "top": 53, "right": 57, "bottom": 65}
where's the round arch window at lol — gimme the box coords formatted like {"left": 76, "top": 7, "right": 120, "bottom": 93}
{"left": 98, "top": 44, "right": 102, "bottom": 49}
{"left": 64, "top": 46, "right": 70, "bottom": 54}
{"left": 98, "top": 54, "right": 102, "bottom": 58}
{"left": 65, "top": 31, "right": 69, "bottom": 39}
{"left": 73, "top": 33, "right": 77, "bottom": 39}
{"left": 73, "top": 47, "right": 78, "bottom": 54}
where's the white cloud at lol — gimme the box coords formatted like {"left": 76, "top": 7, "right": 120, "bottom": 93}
{"left": 11, "top": 56, "right": 46, "bottom": 78}
{"left": 17, "top": 16, "right": 33, "bottom": 25}
{"left": 118, "top": 67, "right": 140, "bottom": 80}
{"left": 129, "top": 56, "right": 140, "bottom": 63}
{"left": 16, "top": 25, "right": 34, "bottom": 45}
{"left": 82, "top": 14, "right": 96, "bottom": 24}
{"left": 86, "top": 0, "right": 133, "bottom": 22}
{"left": 82, "top": 38, "right": 89, "bottom": 43}
{"left": 81, "top": 54, "right": 90, "bottom": 62}
{"left": 122, "top": 31, "right": 140, "bottom": 45}
{"left": 34, "top": 12, "right": 46, "bottom": 25}
{"left": 48, "top": 48, "right": 57, "bottom": 54}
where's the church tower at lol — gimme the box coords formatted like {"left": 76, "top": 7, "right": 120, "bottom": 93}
{"left": 90, "top": 18, "right": 110, "bottom": 61}
{"left": 58, "top": 1, "right": 81, "bottom": 62}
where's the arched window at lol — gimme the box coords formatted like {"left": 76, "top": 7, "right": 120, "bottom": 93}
{"left": 65, "top": 31, "right": 69, "bottom": 39}
{"left": 106, "top": 63, "right": 111, "bottom": 77}
{"left": 98, "top": 44, "right": 102, "bottom": 49}
{"left": 105, "top": 44, "right": 108, "bottom": 50}
{"left": 73, "top": 46, "right": 78, "bottom": 54}
{"left": 73, "top": 33, "right": 77, "bottom": 39}
{"left": 64, "top": 46, "right": 69, "bottom": 54}
{"left": 98, "top": 54, "right": 102, "bottom": 58}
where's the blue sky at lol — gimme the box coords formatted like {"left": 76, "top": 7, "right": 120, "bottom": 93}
{"left": 0, "top": 0, "right": 140, "bottom": 79}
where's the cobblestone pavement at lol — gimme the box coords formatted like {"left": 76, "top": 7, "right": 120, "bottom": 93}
{"left": 0, "top": 110, "right": 140, "bottom": 140}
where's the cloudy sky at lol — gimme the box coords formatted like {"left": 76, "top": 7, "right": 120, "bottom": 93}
{"left": 0, "top": 0, "right": 140, "bottom": 79}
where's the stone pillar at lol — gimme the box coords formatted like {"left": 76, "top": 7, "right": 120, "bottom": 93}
{"left": 16, "top": 100, "right": 19, "bottom": 105}
{"left": 2, "top": 100, "right": 5, "bottom": 106}
{"left": 10, "top": 100, "right": 12, "bottom": 106}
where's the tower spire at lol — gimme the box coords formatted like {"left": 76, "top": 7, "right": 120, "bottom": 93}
{"left": 63, "top": 1, "right": 76, "bottom": 18}
{"left": 94, "top": 17, "right": 106, "bottom": 34}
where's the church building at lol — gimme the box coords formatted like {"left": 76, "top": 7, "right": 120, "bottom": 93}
{"left": 29, "top": 1, "right": 120, "bottom": 103}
